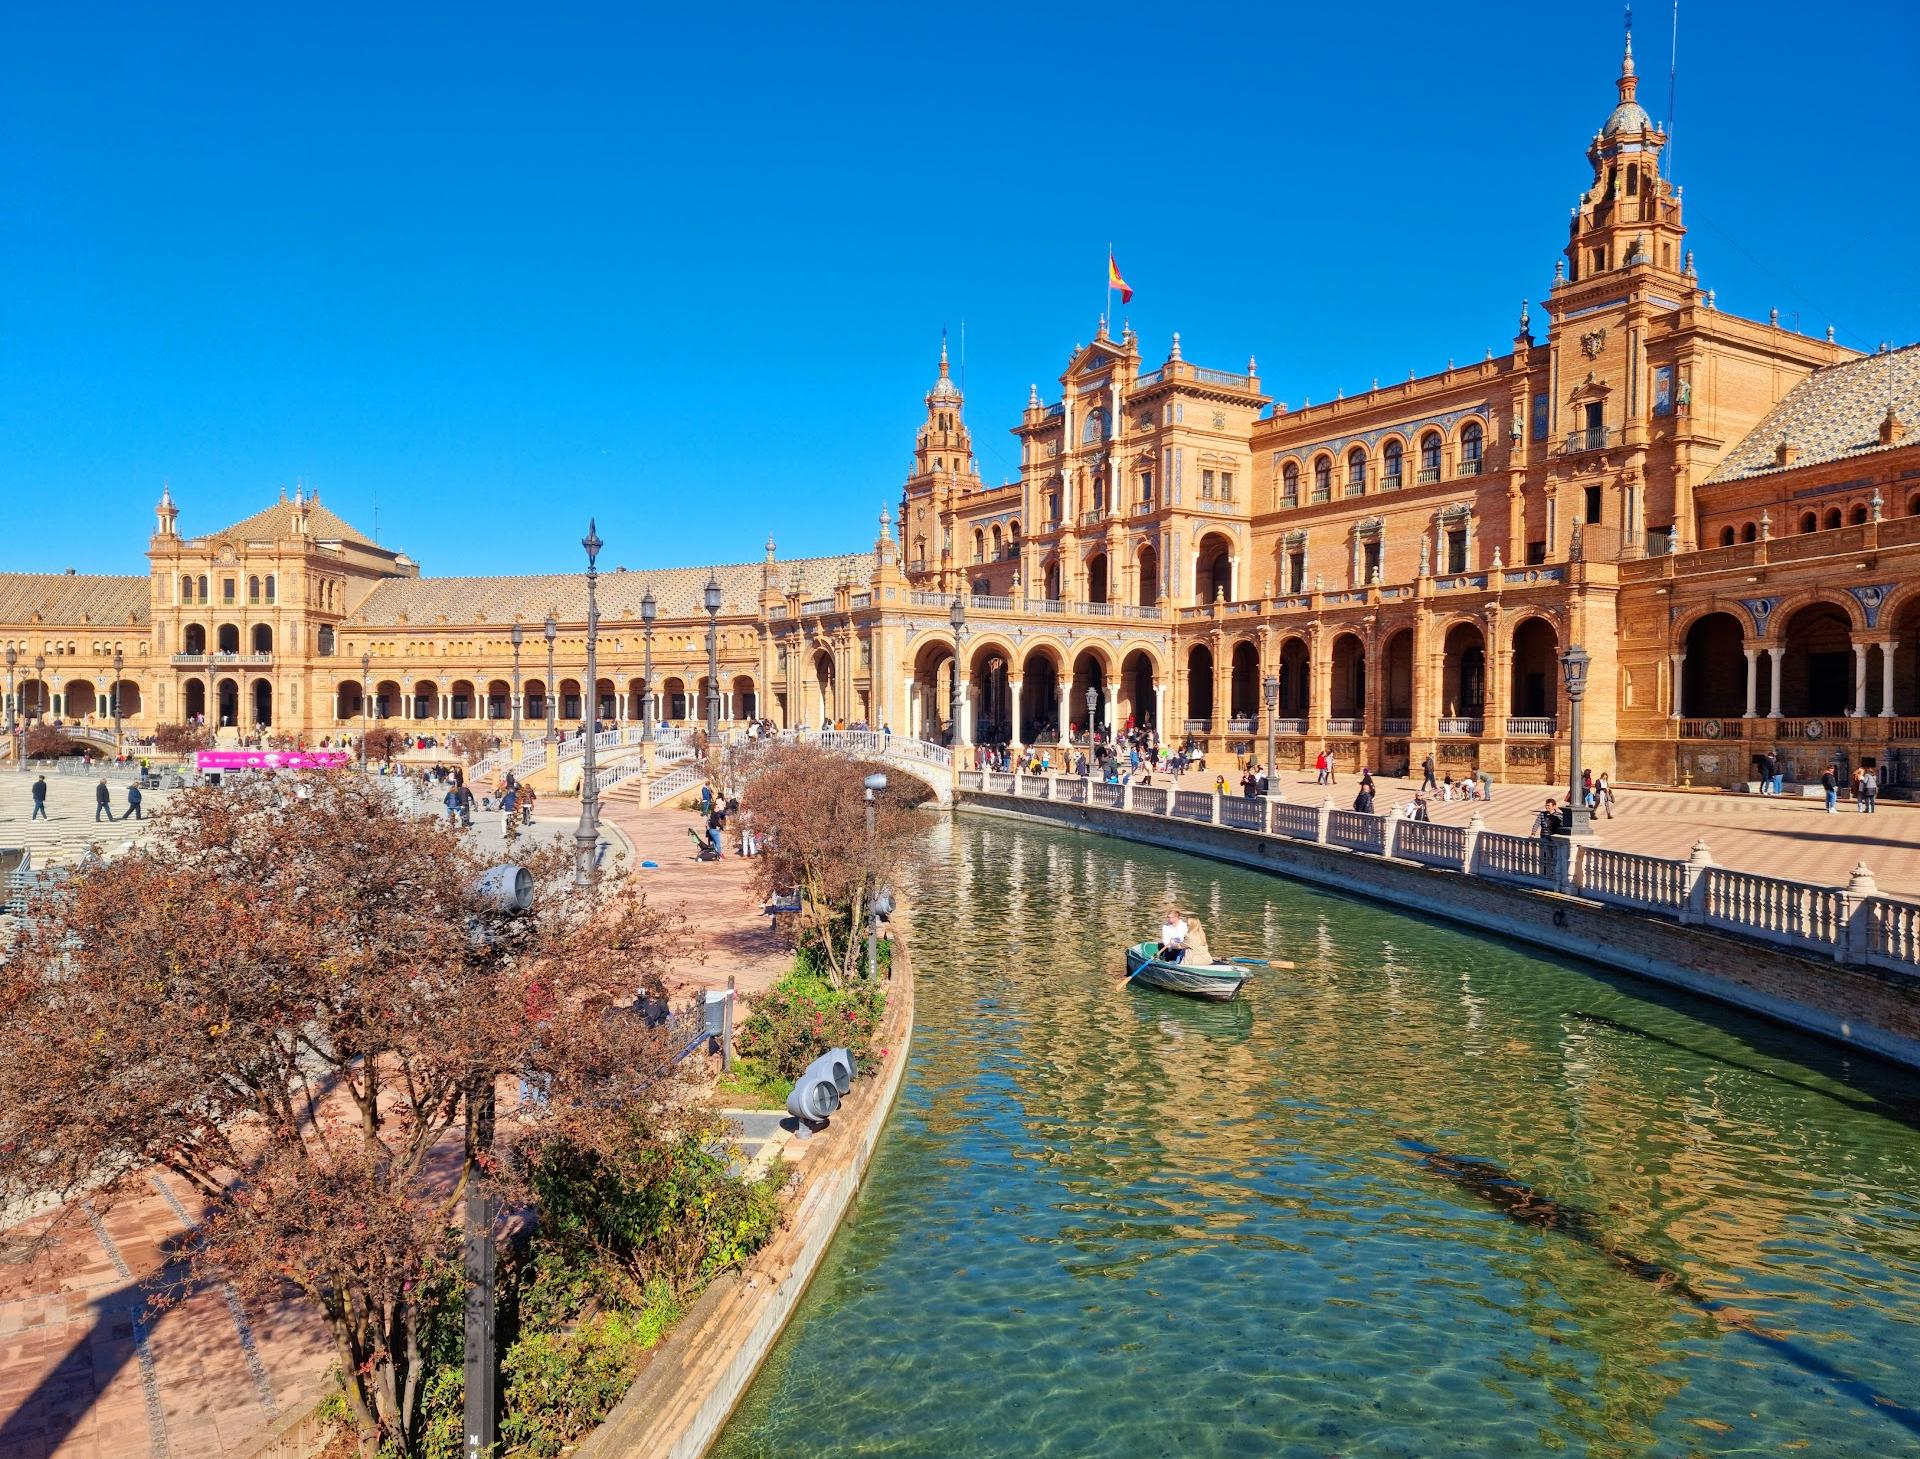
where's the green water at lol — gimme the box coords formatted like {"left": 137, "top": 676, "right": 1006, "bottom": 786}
{"left": 712, "top": 815, "right": 1920, "bottom": 1458}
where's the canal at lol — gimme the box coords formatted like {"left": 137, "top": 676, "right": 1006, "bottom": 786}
{"left": 713, "top": 814, "right": 1920, "bottom": 1457}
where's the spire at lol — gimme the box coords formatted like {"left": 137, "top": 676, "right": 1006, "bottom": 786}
{"left": 939, "top": 330, "right": 950, "bottom": 378}
{"left": 1169, "top": 331, "right": 1182, "bottom": 362}
{"left": 1619, "top": 6, "right": 1636, "bottom": 97}
{"left": 154, "top": 479, "right": 178, "bottom": 538}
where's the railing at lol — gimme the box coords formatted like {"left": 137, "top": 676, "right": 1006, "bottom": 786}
{"left": 1458, "top": 458, "right": 1483, "bottom": 476}
{"left": 1183, "top": 718, "right": 1210, "bottom": 733}
{"left": 1131, "top": 367, "right": 1165, "bottom": 391}
{"left": 1228, "top": 715, "right": 1257, "bottom": 734}
{"left": 1381, "top": 474, "right": 1403, "bottom": 492}
{"left": 850, "top": 593, "right": 871, "bottom": 609}
{"left": 1119, "top": 604, "right": 1164, "bottom": 620}
{"left": 1325, "top": 717, "right": 1362, "bottom": 735}
{"left": 1506, "top": 717, "right": 1557, "bottom": 736}
{"left": 951, "top": 777, "right": 1920, "bottom": 977}
{"left": 1680, "top": 718, "right": 1736, "bottom": 740}
{"left": 1417, "top": 467, "right": 1441, "bottom": 485}
{"left": 1192, "top": 366, "right": 1254, "bottom": 389}
{"left": 801, "top": 598, "right": 834, "bottom": 616}
{"left": 646, "top": 763, "right": 701, "bottom": 806}
{"left": 1887, "top": 718, "right": 1920, "bottom": 740}
{"left": 171, "top": 652, "right": 274, "bottom": 667}
{"left": 1382, "top": 717, "right": 1412, "bottom": 735}
{"left": 587, "top": 760, "right": 648, "bottom": 797}
{"left": 1503, "top": 567, "right": 1565, "bottom": 586}
{"left": 1131, "top": 501, "right": 1156, "bottom": 515}
{"left": 1774, "top": 718, "right": 1852, "bottom": 742}
{"left": 1079, "top": 510, "right": 1105, "bottom": 527}
{"left": 970, "top": 594, "right": 1015, "bottom": 611}
{"left": 1034, "top": 599, "right": 1066, "bottom": 614}
{"left": 513, "top": 742, "right": 549, "bottom": 775}
{"left": 1561, "top": 426, "right": 1612, "bottom": 454}
{"left": 985, "top": 771, "right": 1016, "bottom": 794}
{"left": 1438, "top": 716, "right": 1485, "bottom": 735}
{"left": 1273, "top": 717, "right": 1306, "bottom": 734}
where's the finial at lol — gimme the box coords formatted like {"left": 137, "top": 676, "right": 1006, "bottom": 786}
{"left": 1684, "top": 248, "right": 1695, "bottom": 276}
{"left": 765, "top": 533, "right": 776, "bottom": 560}
{"left": 1555, "top": 258, "right": 1566, "bottom": 283}
{"left": 1705, "top": 288, "right": 1715, "bottom": 310}
{"left": 1169, "top": 332, "right": 1182, "bottom": 361}
{"left": 1519, "top": 297, "right": 1531, "bottom": 334}
{"left": 1826, "top": 324, "right": 1836, "bottom": 343}
{"left": 1770, "top": 307, "right": 1780, "bottom": 328}
{"left": 1872, "top": 488, "right": 1884, "bottom": 523}
{"left": 1759, "top": 509, "right": 1771, "bottom": 541}
{"left": 160, "top": 480, "right": 172, "bottom": 508}
{"left": 1622, "top": 4, "right": 1635, "bottom": 76}
{"left": 294, "top": 483, "right": 304, "bottom": 506}
{"left": 1491, "top": 546, "right": 1504, "bottom": 569}
{"left": 1248, "top": 354, "right": 1258, "bottom": 376}
{"left": 880, "top": 503, "right": 892, "bottom": 529}
{"left": 1097, "top": 312, "right": 1108, "bottom": 338}
{"left": 1028, "top": 383, "right": 1039, "bottom": 408}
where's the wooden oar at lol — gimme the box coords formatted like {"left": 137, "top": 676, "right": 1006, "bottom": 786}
{"left": 1227, "top": 957, "right": 1295, "bottom": 969}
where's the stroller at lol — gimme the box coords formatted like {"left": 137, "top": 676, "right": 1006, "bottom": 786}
{"left": 686, "top": 827, "right": 722, "bottom": 862}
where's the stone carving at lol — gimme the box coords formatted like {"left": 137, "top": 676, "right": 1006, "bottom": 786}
{"left": 1581, "top": 328, "right": 1607, "bottom": 359}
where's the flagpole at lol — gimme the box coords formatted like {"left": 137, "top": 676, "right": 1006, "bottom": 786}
{"left": 1105, "top": 241, "right": 1112, "bottom": 332}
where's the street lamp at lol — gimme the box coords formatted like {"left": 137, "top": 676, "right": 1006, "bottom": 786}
{"left": 360, "top": 651, "right": 371, "bottom": 770}
{"left": 1263, "top": 672, "right": 1280, "bottom": 795}
{"left": 1085, "top": 684, "right": 1097, "bottom": 749}
{"left": 948, "top": 597, "right": 966, "bottom": 746}
{"left": 863, "top": 771, "right": 888, "bottom": 982}
{"left": 4, "top": 646, "right": 15, "bottom": 770}
{"left": 543, "top": 614, "right": 557, "bottom": 743}
{"left": 640, "top": 586, "right": 656, "bottom": 742}
{"left": 574, "top": 520, "right": 604, "bottom": 891}
{"left": 510, "top": 623, "right": 523, "bottom": 744}
{"left": 703, "top": 572, "right": 722, "bottom": 744}
{"left": 112, "top": 647, "right": 124, "bottom": 757}
{"left": 1562, "top": 643, "right": 1591, "bottom": 838}
{"left": 34, "top": 653, "right": 46, "bottom": 727}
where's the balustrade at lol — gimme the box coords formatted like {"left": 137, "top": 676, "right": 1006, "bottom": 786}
{"left": 1438, "top": 716, "right": 1485, "bottom": 735}
{"left": 1171, "top": 790, "right": 1213, "bottom": 821}
{"left": 1505, "top": 717, "right": 1558, "bottom": 736}
{"left": 1577, "top": 847, "right": 1688, "bottom": 912}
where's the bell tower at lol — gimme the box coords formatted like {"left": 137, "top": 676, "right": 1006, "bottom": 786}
{"left": 900, "top": 335, "right": 983, "bottom": 589}
{"left": 1563, "top": 19, "right": 1689, "bottom": 286}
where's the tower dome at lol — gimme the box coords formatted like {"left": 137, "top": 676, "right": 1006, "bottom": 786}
{"left": 926, "top": 336, "right": 962, "bottom": 406}
{"left": 1601, "top": 23, "right": 1652, "bottom": 136}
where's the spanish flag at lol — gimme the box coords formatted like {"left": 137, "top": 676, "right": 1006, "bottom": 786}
{"left": 1108, "top": 252, "right": 1133, "bottom": 304}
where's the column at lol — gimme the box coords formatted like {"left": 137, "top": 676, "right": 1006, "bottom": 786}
{"left": 1008, "top": 677, "right": 1023, "bottom": 746}
{"left": 905, "top": 673, "right": 919, "bottom": 738}
{"left": 956, "top": 675, "right": 973, "bottom": 745}
{"left": 1882, "top": 640, "right": 1898, "bottom": 718}
{"left": 1057, "top": 683, "right": 1070, "bottom": 743}
{"left": 1852, "top": 642, "right": 1869, "bottom": 718}
{"left": 1768, "top": 647, "right": 1784, "bottom": 718}
{"left": 1210, "top": 655, "right": 1229, "bottom": 739}
{"left": 1106, "top": 684, "right": 1119, "bottom": 738}
{"left": 1154, "top": 681, "right": 1166, "bottom": 735}
{"left": 1743, "top": 648, "right": 1759, "bottom": 718}
{"left": 1669, "top": 653, "right": 1684, "bottom": 720}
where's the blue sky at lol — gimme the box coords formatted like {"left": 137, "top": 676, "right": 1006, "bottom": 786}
{"left": 4, "top": 2, "right": 1915, "bottom": 577}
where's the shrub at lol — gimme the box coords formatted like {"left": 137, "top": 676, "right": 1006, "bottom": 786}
{"left": 497, "top": 1287, "right": 679, "bottom": 1458}
{"left": 735, "top": 968, "right": 884, "bottom": 1082}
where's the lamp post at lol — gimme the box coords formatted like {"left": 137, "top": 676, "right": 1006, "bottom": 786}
{"left": 574, "top": 520, "right": 604, "bottom": 891}
{"left": 360, "top": 651, "right": 371, "bottom": 771}
{"left": 34, "top": 654, "right": 46, "bottom": 727}
{"left": 1085, "top": 684, "right": 1097, "bottom": 747}
{"left": 640, "top": 587, "right": 656, "bottom": 742}
{"left": 112, "top": 647, "right": 124, "bottom": 757}
{"left": 1562, "top": 643, "right": 1591, "bottom": 838}
{"left": 1263, "top": 672, "right": 1280, "bottom": 794}
{"left": 543, "top": 614, "right": 557, "bottom": 743}
{"left": 510, "top": 623, "right": 523, "bottom": 745}
{"left": 863, "top": 771, "right": 887, "bottom": 982}
{"left": 948, "top": 597, "right": 966, "bottom": 746}
{"left": 703, "top": 572, "right": 722, "bottom": 744}
{"left": 4, "top": 646, "right": 15, "bottom": 770}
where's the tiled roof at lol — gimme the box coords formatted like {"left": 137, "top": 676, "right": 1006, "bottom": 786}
{"left": 1708, "top": 344, "right": 1920, "bottom": 483}
{"left": 0, "top": 574, "right": 149, "bottom": 627}
{"left": 209, "top": 498, "right": 387, "bottom": 551}
{"left": 348, "top": 553, "right": 872, "bottom": 626}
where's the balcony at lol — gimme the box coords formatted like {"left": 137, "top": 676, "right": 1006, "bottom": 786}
{"left": 1272, "top": 717, "right": 1307, "bottom": 735}
{"left": 1310, "top": 487, "right": 1331, "bottom": 503}
{"left": 1382, "top": 473, "right": 1403, "bottom": 492}
{"left": 1418, "top": 467, "right": 1441, "bottom": 485}
{"left": 1326, "top": 717, "right": 1363, "bottom": 735}
{"left": 1079, "top": 509, "right": 1105, "bottom": 528}
{"left": 1560, "top": 426, "right": 1612, "bottom": 454}
{"left": 1382, "top": 717, "right": 1412, "bottom": 735}
{"left": 1228, "top": 715, "right": 1257, "bottom": 734}
{"left": 1131, "top": 500, "right": 1156, "bottom": 515}
{"left": 1438, "top": 716, "right": 1485, "bottom": 735}
{"left": 1506, "top": 716, "right": 1558, "bottom": 736}
{"left": 1458, "top": 457, "right": 1483, "bottom": 476}
{"left": 172, "top": 651, "right": 273, "bottom": 668}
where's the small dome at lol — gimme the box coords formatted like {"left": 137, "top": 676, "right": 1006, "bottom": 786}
{"left": 1603, "top": 99, "right": 1652, "bottom": 136}
{"left": 928, "top": 374, "right": 962, "bottom": 405}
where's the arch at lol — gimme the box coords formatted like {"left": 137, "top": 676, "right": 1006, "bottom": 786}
{"left": 731, "top": 673, "right": 757, "bottom": 721}
{"left": 559, "top": 678, "right": 583, "bottom": 720}
{"left": 523, "top": 677, "right": 549, "bottom": 723}
{"left": 1229, "top": 640, "right": 1260, "bottom": 718}
{"left": 109, "top": 679, "right": 142, "bottom": 719}
{"left": 1740, "top": 521, "right": 1758, "bottom": 543}
{"left": 184, "top": 679, "right": 206, "bottom": 724}
{"left": 374, "top": 679, "right": 402, "bottom": 719}
{"left": 1681, "top": 611, "right": 1746, "bottom": 718}
{"left": 216, "top": 677, "right": 240, "bottom": 729}
{"left": 1442, "top": 621, "right": 1487, "bottom": 717}
{"left": 965, "top": 641, "right": 1011, "bottom": 742}
{"left": 1824, "top": 507, "right": 1843, "bottom": 530}
{"left": 662, "top": 676, "right": 688, "bottom": 720}
{"left": 1719, "top": 526, "right": 1736, "bottom": 547}
{"left": 1849, "top": 502, "right": 1870, "bottom": 526}
{"left": 973, "top": 527, "right": 985, "bottom": 563}
{"left": 1184, "top": 643, "right": 1213, "bottom": 727}
{"left": 1043, "top": 556, "right": 1063, "bottom": 601}
{"left": 1799, "top": 511, "right": 1818, "bottom": 534}
{"left": 251, "top": 623, "right": 273, "bottom": 654}
{"left": 1086, "top": 552, "right": 1109, "bottom": 604}
{"left": 990, "top": 524, "right": 1003, "bottom": 557}
{"left": 1281, "top": 460, "right": 1301, "bottom": 502}
{"left": 1891, "top": 596, "right": 1920, "bottom": 715}
{"left": 1509, "top": 616, "right": 1560, "bottom": 718}
{"left": 1311, "top": 454, "right": 1332, "bottom": 499}
{"left": 1196, "top": 532, "right": 1234, "bottom": 604}
{"left": 336, "top": 680, "right": 364, "bottom": 720}
{"left": 1069, "top": 648, "right": 1109, "bottom": 737}
{"left": 411, "top": 679, "right": 438, "bottom": 719}
{"left": 594, "top": 676, "right": 616, "bottom": 723}
{"left": 180, "top": 574, "right": 195, "bottom": 604}
{"left": 1775, "top": 601, "right": 1853, "bottom": 717}
{"left": 1381, "top": 437, "right": 1405, "bottom": 490}
{"left": 1670, "top": 601, "right": 1759, "bottom": 642}
{"left": 183, "top": 623, "right": 207, "bottom": 654}
{"left": 66, "top": 682, "right": 97, "bottom": 719}
{"left": 1136, "top": 543, "right": 1159, "bottom": 607}
{"left": 216, "top": 623, "right": 240, "bottom": 654}
{"left": 247, "top": 574, "right": 260, "bottom": 605}
{"left": 251, "top": 677, "right": 273, "bottom": 728}
{"left": 1418, "top": 430, "right": 1443, "bottom": 482}
{"left": 1381, "top": 628, "right": 1414, "bottom": 723}
{"left": 486, "top": 678, "right": 511, "bottom": 720}
{"left": 1120, "top": 648, "right": 1157, "bottom": 730}
{"left": 1277, "top": 636, "right": 1309, "bottom": 717}
{"left": 448, "top": 679, "right": 476, "bottom": 720}
{"left": 1329, "top": 633, "right": 1366, "bottom": 719}
{"left": 812, "top": 651, "right": 836, "bottom": 726}
{"left": 1016, "top": 643, "right": 1063, "bottom": 743}
{"left": 1345, "top": 446, "right": 1368, "bottom": 495}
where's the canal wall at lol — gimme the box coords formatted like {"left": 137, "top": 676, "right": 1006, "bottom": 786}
{"left": 576, "top": 919, "right": 916, "bottom": 1459}
{"left": 960, "top": 790, "right": 1920, "bottom": 1072}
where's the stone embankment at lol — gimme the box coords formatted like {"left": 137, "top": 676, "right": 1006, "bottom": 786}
{"left": 959, "top": 774, "right": 1920, "bottom": 1070}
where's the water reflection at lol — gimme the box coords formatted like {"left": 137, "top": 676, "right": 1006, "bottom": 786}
{"left": 715, "top": 816, "right": 1920, "bottom": 1458}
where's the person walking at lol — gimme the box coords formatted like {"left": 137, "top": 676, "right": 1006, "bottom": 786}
{"left": 1821, "top": 763, "right": 1839, "bottom": 814}
{"left": 123, "top": 781, "right": 143, "bottom": 821}
{"left": 1761, "top": 750, "right": 1779, "bottom": 796}
{"left": 1420, "top": 753, "right": 1438, "bottom": 794}
{"left": 30, "top": 775, "right": 48, "bottom": 820}
{"left": 520, "top": 782, "right": 536, "bottom": 825}
{"left": 1352, "top": 780, "right": 1376, "bottom": 815}
{"left": 95, "top": 777, "right": 113, "bottom": 822}
{"left": 1595, "top": 771, "right": 1615, "bottom": 820}
{"left": 1315, "top": 748, "right": 1329, "bottom": 785}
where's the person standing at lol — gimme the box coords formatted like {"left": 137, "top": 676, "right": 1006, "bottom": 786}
{"left": 1595, "top": 772, "right": 1615, "bottom": 820}
{"left": 31, "top": 775, "right": 48, "bottom": 820}
{"left": 1821, "top": 763, "right": 1839, "bottom": 814}
{"left": 95, "top": 777, "right": 113, "bottom": 822}
{"left": 1761, "top": 750, "right": 1779, "bottom": 796}
{"left": 1861, "top": 765, "right": 1879, "bottom": 815}
{"left": 1420, "top": 753, "right": 1437, "bottom": 794}
{"left": 123, "top": 781, "right": 143, "bottom": 821}
{"left": 1315, "top": 748, "right": 1329, "bottom": 785}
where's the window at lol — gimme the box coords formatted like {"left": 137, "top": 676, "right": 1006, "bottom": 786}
{"left": 1362, "top": 539, "right": 1382, "bottom": 583}
{"left": 1347, "top": 449, "right": 1367, "bottom": 495}
{"left": 1627, "top": 166, "right": 1639, "bottom": 195}
{"left": 317, "top": 625, "right": 336, "bottom": 656}
{"left": 1800, "top": 512, "right": 1818, "bottom": 533}
{"left": 1202, "top": 469, "right": 1216, "bottom": 500}
{"left": 1312, "top": 456, "right": 1332, "bottom": 501}
{"left": 1219, "top": 471, "right": 1233, "bottom": 501}
{"left": 1741, "top": 521, "right": 1758, "bottom": 543}
{"left": 1850, "top": 504, "right": 1869, "bottom": 525}
{"left": 1282, "top": 462, "right": 1300, "bottom": 504}
{"left": 1525, "top": 540, "right": 1546, "bottom": 565}
{"left": 1418, "top": 433, "right": 1441, "bottom": 484}
{"left": 1584, "top": 485, "right": 1602, "bottom": 525}
{"left": 1592, "top": 246, "right": 1608, "bottom": 273}
{"left": 180, "top": 574, "right": 194, "bottom": 603}
{"left": 222, "top": 577, "right": 236, "bottom": 604}
{"left": 198, "top": 575, "right": 209, "bottom": 602}
{"left": 265, "top": 575, "right": 276, "bottom": 603}
{"left": 1382, "top": 441, "right": 1403, "bottom": 489}
{"left": 1824, "top": 508, "right": 1842, "bottom": 530}
{"left": 1445, "top": 528, "right": 1468, "bottom": 574}
{"left": 1460, "top": 422, "right": 1483, "bottom": 475}
{"left": 1286, "top": 549, "right": 1306, "bottom": 594}
{"left": 1140, "top": 472, "right": 1153, "bottom": 503}
{"left": 1719, "top": 526, "right": 1736, "bottom": 546}
{"left": 248, "top": 575, "right": 260, "bottom": 605}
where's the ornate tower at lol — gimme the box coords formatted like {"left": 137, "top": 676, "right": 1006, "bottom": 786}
{"left": 899, "top": 336, "right": 983, "bottom": 590}
{"left": 1563, "top": 22, "right": 1688, "bottom": 285}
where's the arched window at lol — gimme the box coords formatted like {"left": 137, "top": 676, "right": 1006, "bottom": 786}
{"left": 1346, "top": 448, "right": 1367, "bottom": 495}
{"left": 265, "top": 574, "right": 276, "bottom": 604}
{"left": 973, "top": 529, "right": 985, "bottom": 563}
{"left": 1909, "top": 493, "right": 1920, "bottom": 516}
{"left": 1419, "top": 432, "right": 1442, "bottom": 483}
{"left": 1382, "top": 440, "right": 1404, "bottom": 489}
{"left": 180, "top": 574, "right": 194, "bottom": 603}
{"left": 1800, "top": 512, "right": 1818, "bottom": 534}
{"left": 317, "top": 625, "right": 336, "bottom": 656}
{"left": 1461, "top": 422, "right": 1484, "bottom": 474}
{"left": 248, "top": 575, "right": 260, "bottom": 605}
{"left": 1008, "top": 521, "right": 1021, "bottom": 547}
{"left": 198, "top": 574, "right": 209, "bottom": 602}
{"left": 1740, "top": 521, "right": 1758, "bottom": 543}
{"left": 1719, "top": 526, "right": 1736, "bottom": 546}
{"left": 1282, "top": 462, "right": 1300, "bottom": 502}
{"left": 1824, "top": 508, "right": 1843, "bottom": 530}
{"left": 1627, "top": 166, "right": 1640, "bottom": 195}
{"left": 1312, "top": 455, "right": 1331, "bottom": 500}
{"left": 1849, "top": 503, "right": 1869, "bottom": 525}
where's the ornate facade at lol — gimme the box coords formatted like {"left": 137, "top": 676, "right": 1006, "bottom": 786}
{"left": 4, "top": 33, "right": 1918, "bottom": 788}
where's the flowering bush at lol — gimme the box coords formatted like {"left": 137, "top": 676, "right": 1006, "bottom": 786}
{"left": 735, "top": 970, "right": 885, "bottom": 1081}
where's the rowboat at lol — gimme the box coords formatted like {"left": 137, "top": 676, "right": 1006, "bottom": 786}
{"left": 1124, "top": 941, "right": 1252, "bottom": 1002}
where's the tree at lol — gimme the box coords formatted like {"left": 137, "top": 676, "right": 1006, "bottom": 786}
{"left": 448, "top": 728, "right": 498, "bottom": 762}
{"left": 25, "top": 722, "right": 82, "bottom": 759}
{"left": 0, "top": 772, "right": 694, "bottom": 1457}
{"left": 738, "top": 743, "right": 929, "bottom": 986}
{"left": 151, "top": 721, "right": 212, "bottom": 755}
